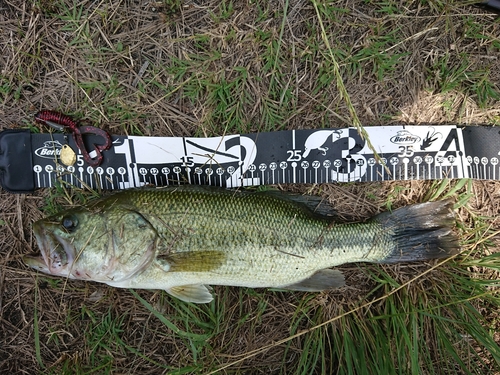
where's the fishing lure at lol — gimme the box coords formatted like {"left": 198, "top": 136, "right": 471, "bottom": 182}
{"left": 35, "top": 110, "right": 112, "bottom": 167}
{"left": 60, "top": 145, "right": 77, "bottom": 166}
{"left": 34, "top": 111, "right": 78, "bottom": 131}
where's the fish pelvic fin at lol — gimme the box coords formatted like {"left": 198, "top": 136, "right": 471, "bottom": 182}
{"left": 166, "top": 285, "right": 214, "bottom": 303}
{"left": 374, "top": 199, "right": 460, "bottom": 263}
{"left": 281, "top": 269, "right": 345, "bottom": 291}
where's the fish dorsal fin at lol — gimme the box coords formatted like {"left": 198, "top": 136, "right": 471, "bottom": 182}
{"left": 166, "top": 285, "right": 213, "bottom": 303}
{"left": 282, "top": 269, "right": 345, "bottom": 291}
{"left": 157, "top": 251, "right": 226, "bottom": 272}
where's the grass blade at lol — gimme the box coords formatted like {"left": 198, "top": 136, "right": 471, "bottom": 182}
{"left": 33, "top": 278, "right": 44, "bottom": 369}
{"left": 129, "top": 289, "right": 208, "bottom": 341}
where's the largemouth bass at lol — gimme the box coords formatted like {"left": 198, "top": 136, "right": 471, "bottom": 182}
{"left": 24, "top": 186, "right": 459, "bottom": 303}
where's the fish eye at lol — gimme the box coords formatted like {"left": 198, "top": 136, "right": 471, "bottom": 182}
{"left": 61, "top": 215, "right": 78, "bottom": 231}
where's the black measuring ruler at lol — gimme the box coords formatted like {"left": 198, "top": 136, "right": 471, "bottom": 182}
{"left": 0, "top": 125, "right": 498, "bottom": 193}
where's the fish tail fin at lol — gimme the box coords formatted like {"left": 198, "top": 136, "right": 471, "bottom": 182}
{"left": 374, "top": 199, "right": 460, "bottom": 263}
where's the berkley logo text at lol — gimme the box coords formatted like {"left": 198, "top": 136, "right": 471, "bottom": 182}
{"left": 35, "top": 141, "right": 63, "bottom": 159}
{"left": 390, "top": 130, "right": 421, "bottom": 145}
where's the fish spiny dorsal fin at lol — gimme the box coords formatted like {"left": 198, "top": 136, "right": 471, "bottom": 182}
{"left": 281, "top": 269, "right": 345, "bottom": 291}
{"left": 166, "top": 285, "right": 213, "bottom": 303}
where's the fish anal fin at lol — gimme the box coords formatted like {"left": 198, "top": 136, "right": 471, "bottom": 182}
{"left": 166, "top": 285, "right": 213, "bottom": 303}
{"left": 158, "top": 251, "right": 226, "bottom": 272}
{"left": 283, "top": 269, "right": 345, "bottom": 292}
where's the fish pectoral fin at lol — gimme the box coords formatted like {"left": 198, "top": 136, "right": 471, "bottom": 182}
{"left": 157, "top": 251, "right": 226, "bottom": 272}
{"left": 166, "top": 284, "right": 214, "bottom": 304}
{"left": 282, "top": 269, "right": 345, "bottom": 292}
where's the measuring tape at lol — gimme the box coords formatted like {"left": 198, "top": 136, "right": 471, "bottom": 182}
{"left": 0, "top": 125, "right": 498, "bottom": 193}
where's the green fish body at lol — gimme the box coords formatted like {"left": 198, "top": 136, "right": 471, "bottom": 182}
{"left": 25, "top": 186, "right": 459, "bottom": 303}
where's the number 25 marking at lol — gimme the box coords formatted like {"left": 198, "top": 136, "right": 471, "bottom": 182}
{"left": 287, "top": 150, "right": 302, "bottom": 161}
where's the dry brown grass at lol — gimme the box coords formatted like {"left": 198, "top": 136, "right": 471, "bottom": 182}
{"left": 1, "top": 0, "right": 500, "bottom": 373}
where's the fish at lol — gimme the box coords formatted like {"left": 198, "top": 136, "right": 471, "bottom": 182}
{"left": 24, "top": 186, "right": 459, "bottom": 303}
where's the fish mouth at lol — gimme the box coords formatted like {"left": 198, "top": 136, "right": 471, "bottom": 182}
{"left": 23, "top": 253, "right": 50, "bottom": 273}
{"left": 25, "top": 222, "right": 75, "bottom": 276}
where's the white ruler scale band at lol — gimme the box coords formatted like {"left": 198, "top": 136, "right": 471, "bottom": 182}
{"left": 0, "top": 125, "right": 498, "bottom": 193}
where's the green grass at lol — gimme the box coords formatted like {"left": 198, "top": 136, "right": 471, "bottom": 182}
{"left": 33, "top": 277, "right": 45, "bottom": 370}
{"left": 84, "top": 308, "right": 127, "bottom": 370}
{"left": 425, "top": 27, "right": 500, "bottom": 109}
{"left": 4, "top": 0, "right": 500, "bottom": 374}
{"left": 351, "top": 28, "right": 409, "bottom": 82}
{"left": 208, "top": 259, "right": 500, "bottom": 374}
{"left": 41, "top": 179, "right": 98, "bottom": 216}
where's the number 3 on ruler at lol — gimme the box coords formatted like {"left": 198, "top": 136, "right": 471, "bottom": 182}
{"left": 331, "top": 129, "right": 367, "bottom": 182}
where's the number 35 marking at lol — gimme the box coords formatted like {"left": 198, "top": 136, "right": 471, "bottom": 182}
{"left": 398, "top": 145, "right": 414, "bottom": 157}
